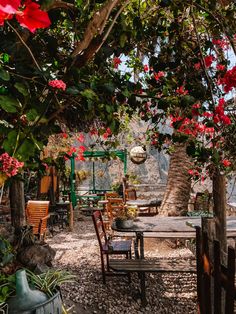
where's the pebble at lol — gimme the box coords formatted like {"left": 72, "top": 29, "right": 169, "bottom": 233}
{"left": 48, "top": 217, "right": 198, "bottom": 314}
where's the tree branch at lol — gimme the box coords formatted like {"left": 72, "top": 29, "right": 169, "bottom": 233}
{"left": 71, "top": 0, "right": 121, "bottom": 58}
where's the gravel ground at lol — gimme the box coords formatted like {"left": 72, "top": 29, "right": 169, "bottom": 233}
{"left": 47, "top": 216, "right": 197, "bottom": 314}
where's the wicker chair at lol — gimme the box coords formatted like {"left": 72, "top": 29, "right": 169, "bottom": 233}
{"left": 26, "top": 200, "right": 50, "bottom": 240}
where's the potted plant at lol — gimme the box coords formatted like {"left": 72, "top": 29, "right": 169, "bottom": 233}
{"left": 115, "top": 206, "right": 138, "bottom": 228}
{"left": 2, "top": 268, "right": 75, "bottom": 314}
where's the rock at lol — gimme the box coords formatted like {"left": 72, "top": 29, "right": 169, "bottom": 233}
{"left": 17, "top": 243, "right": 56, "bottom": 269}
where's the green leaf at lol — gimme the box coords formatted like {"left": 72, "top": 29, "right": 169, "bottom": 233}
{"left": 0, "top": 68, "right": 10, "bottom": 81}
{"left": 66, "top": 86, "right": 80, "bottom": 95}
{"left": 3, "top": 130, "right": 17, "bottom": 153}
{"left": 14, "top": 82, "right": 29, "bottom": 96}
{"left": 120, "top": 33, "right": 127, "bottom": 48}
{"left": 26, "top": 109, "right": 38, "bottom": 121}
{"left": 81, "top": 89, "right": 98, "bottom": 101}
{"left": 17, "top": 139, "right": 35, "bottom": 160}
{"left": 0, "top": 95, "right": 20, "bottom": 113}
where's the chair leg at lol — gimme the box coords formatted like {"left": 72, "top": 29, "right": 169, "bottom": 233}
{"left": 106, "top": 253, "right": 110, "bottom": 271}
{"left": 101, "top": 253, "right": 106, "bottom": 284}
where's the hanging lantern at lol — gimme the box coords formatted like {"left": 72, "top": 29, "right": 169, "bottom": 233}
{"left": 130, "top": 146, "right": 147, "bottom": 165}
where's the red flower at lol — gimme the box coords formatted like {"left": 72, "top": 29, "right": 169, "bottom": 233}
{"left": 16, "top": 1, "right": 51, "bottom": 33}
{"left": 194, "top": 62, "right": 201, "bottom": 70}
{"left": 143, "top": 65, "right": 149, "bottom": 72}
{"left": 78, "top": 145, "right": 86, "bottom": 153}
{"left": 222, "top": 159, "right": 231, "bottom": 167}
{"left": 62, "top": 133, "right": 68, "bottom": 138}
{"left": 212, "top": 38, "right": 229, "bottom": 50}
{"left": 216, "top": 64, "right": 225, "bottom": 71}
{"left": 218, "top": 66, "right": 236, "bottom": 92}
{"left": 48, "top": 79, "right": 66, "bottom": 91}
{"left": 176, "top": 86, "right": 188, "bottom": 95}
{"left": 77, "top": 133, "right": 85, "bottom": 143}
{"left": 154, "top": 71, "right": 165, "bottom": 81}
{"left": 0, "top": 0, "right": 20, "bottom": 14}
{"left": 113, "top": 57, "right": 121, "bottom": 69}
{"left": 0, "top": 10, "right": 13, "bottom": 25}
{"left": 204, "top": 55, "right": 215, "bottom": 68}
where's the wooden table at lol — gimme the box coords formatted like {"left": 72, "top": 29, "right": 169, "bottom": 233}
{"left": 112, "top": 216, "right": 236, "bottom": 259}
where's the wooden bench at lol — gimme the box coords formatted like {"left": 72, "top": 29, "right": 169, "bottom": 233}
{"left": 109, "top": 258, "right": 196, "bottom": 306}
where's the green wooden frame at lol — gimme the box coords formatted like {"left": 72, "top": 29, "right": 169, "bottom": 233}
{"left": 70, "top": 149, "right": 127, "bottom": 207}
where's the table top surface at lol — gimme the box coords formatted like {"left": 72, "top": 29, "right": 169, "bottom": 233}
{"left": 228, "top": 202, "right": 236, "bottom": 208}
{"left": 77, "top": 194, "right": 100, "bottom": 199}
{"left": 126, "top": 199, "right": 162, "bottom": 207}
{"left": 112, "top": 216, "right": 236, "bottom": 233}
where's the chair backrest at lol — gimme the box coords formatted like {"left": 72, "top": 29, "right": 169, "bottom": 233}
{"left": 92, "top": 211, "right": 107, "bottom": 251}
{"left": 26, "top": 200, "right": 50, "bottom": 236}
{"left": 105, "top": 192, "right": 119, "bottom": 199}
{"left": 125, "top": 188, "right": 137, "bottom": 201}
{"left": 106, "top": 198, "right": 124, "bottom": 220}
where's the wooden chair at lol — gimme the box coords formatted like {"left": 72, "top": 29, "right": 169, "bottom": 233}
{"left": 105, "top": 192, "right": 119, "bottom": 199}
{"left": 125, "top": 188, "right": 137, "bottom": 201}
{"left": 92, "top": 210, "right": 132, "bottom": 283}
{"left": 105, "top": 198, "right": 125, "bottom": 231}
{"left": 125, "top": 188, "right": 150, "bottom": 215}
{"left": 26, "top": 200, "right": 50, "bottom": 240}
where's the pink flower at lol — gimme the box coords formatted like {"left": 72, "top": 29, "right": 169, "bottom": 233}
{"left": 48, "top": 79, "right": 66, "bottom": 91}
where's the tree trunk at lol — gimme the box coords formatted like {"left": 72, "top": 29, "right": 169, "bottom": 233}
{"left": 159, "top": 144, "right": 192, "bottom": 216}
{"left": 10, "top": 178, "right": 26, "bottom": 230}
{"left": 212, "top": 169, "right": 226, "bottom": 256}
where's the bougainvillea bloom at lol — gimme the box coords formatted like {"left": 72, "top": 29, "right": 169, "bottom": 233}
{"left": 176, "top": 86, "right": 188, "bottom": 95}
{"left": 0, "top": 153, "right": 24, "bottom": 177}
{"left": 154, "top": 71, "right": 165, "bottom": 81}
{"left": 48, "top": 80, "right": 66, "bottom": 91}
{"left": 143, "top": 65, "right": 149, "bottom": 72}
{"left": 113, "top": 57, "right": 121, "bottom": 69}
{"left": 194, "top": 62, "right": 201, "bottom": 70}
{"left": 204, "top": 55, "right": 215, "bottom": 68}
{"left": 16, "top": 1, "right": 51, "bottom": 33}
{"left": 222, "top": 159, "right": 231, "bottom": 167}
{"left": 0, "top": 0, "right": 20, "bottom": 14}
{"left": 216, "top": 64, "right": 225, "bottom": 71}
{"left": 0, "top": 0, "right": 51, "bottom": 32}
{"left": 0, "top": 10, "right": 13, "bottom": 25}
{"left": 218, "top": 66, "right": 236, "bottom": 92}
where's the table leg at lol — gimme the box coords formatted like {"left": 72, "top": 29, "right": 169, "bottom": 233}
{"left": 135, "top": 231, "right": 147, "bottom": 306}
{"left": 136, "top": 231, "right": 144, "bottom": 259}
{"left": 140, "top": 272, "right": 147, "bottom": 306}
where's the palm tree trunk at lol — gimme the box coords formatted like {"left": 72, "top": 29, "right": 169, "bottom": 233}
{"left": 159, "top": 143, "right": 192, "bottom": 216}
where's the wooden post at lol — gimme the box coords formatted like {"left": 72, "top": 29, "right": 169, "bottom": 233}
{"left": 69, "top": 201, "right": 74, "bottom": 231}
{"left": 9, "top": 178, "right": 26, "bottom": 230}
{"left": 212, "top": 169, "right": 227, "bottom": 259}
